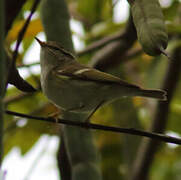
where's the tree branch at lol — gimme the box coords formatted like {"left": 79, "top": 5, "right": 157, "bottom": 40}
{"left": 5, "top": 0, "right": 38, "bottom": 93}
{"left": 89, "top": 15, "right": 137, "bottom": 70}
{"left": 10, "top": 0, "right": 40, "bottom": 68}
{"left": 5, "top": 110, "right": 181, "bottom": 145}
{"left": 5, "top": 0, "right": 27, "bottom": 34}
{"left": 17, "top": 62, "right": 40, "bottom": 68}
{"left": 77, "top": 31, "right": 124, "bottom": 56}
{"left": 3, "top": 90, "right": 39, "bottom": 106}
{"left": 6, "top": 0, "right": 40, "bottom": 91}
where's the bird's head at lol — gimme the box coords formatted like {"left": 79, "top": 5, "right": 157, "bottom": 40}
{"left": 35, "top": 37, "right": 75, "bottom": 66}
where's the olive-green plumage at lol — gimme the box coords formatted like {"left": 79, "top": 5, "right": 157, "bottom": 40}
{"left": 36, "top": 38, "right": 167, "bottom": 113}
{"left": 129, "top": 0, "right": 168, "bottom": 56}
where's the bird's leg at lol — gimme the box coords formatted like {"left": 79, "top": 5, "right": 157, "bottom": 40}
{"left": 85, "top": 100, "right": 105, "bottom": 123}
{"left": 48, "top": 108, "right": 61, "bottom": 123}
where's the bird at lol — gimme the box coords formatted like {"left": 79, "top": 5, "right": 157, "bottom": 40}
{"left": 35, "top": 37, "right": 167, "bottom": 114}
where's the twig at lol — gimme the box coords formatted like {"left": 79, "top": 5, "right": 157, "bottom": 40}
{"left": 4, "top": 92, "right": 33, "bottom": 106}
{"left": 6, "top": 54, "right": 37, "bottom": 92}
{"left": 5, "top": 0, "right": 27, "bottom": 34}
{"left": 11, "top": 0, "right": 40, "bottom": 67}
{"left": 4, "top": 88, "right": 40, "bottom": 106}
{"left": 16, "top": 48, "right": 142, "bottom": 70}
{"left": 89, "top": 15, "right": 137, "bottom": 70}
{"left": 4, "top": 102, "right": 50, "bottom": 133}
{"left": 17, "top": 62, "right": 40, "bottom": 68}
{"left": 6, "top": 0, "right": 40, "bottom": 88}
{"left": 123, "top": 47, "right": 142, "bottom": 61}
{"left": 5, "top": 110, "right": 181, "bottom": 145}
{"left": 77, "top": 31, "right": 124, "bottom": 56}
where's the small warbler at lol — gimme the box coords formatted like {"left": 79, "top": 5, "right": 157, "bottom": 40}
{"left": 35, "top": 37, "right": 166, "bottom": 113}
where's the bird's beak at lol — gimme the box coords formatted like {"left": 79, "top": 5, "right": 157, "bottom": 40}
{"left": 35, "top": 37, "right": 46, "bottom": 47}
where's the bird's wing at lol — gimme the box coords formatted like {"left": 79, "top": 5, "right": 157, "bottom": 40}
{"left": 54, "top": 61, "right": 139, "bottom": 89}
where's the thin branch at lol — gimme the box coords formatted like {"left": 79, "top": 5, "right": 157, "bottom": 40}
{"left": 5, "top": 0, "right": 27, "bottom": 34}
{"left": 11, "top": 0, "right": 40, "bottom": 67}
{"left": 7, "top": 0, "right": 40, "bottom": 88}
{"left": 89, "top": 15, "right": 137, "bottom": 70}
{"left": 5, "top": 110, "right": 181, "bottom": 145}
{"left": 6, "top": 54, "right": 37, "bottom": 92}
{"left": 77, "top": 31, "right": 124, "bottom": 56}
{"left": 15, "top": 47, "right": 142, "bottom": 70}
{"left": 123, "top": 47, "right": 142, "bottom": 61}
{"left": 76, "top": 14, "right": 137, "bottom": 63}
{"left": 4, "top": 93, "right": 26, "bottom": 105}
{"left": 3, "top": 90, "right": 39, "bottom": 106}
{"left": 17, "top": 62, "right": 40, "bottom": 68}
{"left": 4, "top": 102, "right": 50, "bottom": 133}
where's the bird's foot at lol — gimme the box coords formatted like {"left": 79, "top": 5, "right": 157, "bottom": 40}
{"left": 48, "top": 109, "right": 61, "bottom": 123}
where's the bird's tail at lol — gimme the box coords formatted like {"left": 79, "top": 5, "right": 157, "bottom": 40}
{"left": 139, "top": 89, "right": 167, "bottom": 101}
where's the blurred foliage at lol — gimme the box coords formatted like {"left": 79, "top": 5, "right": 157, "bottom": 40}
{"left": 3, "top": 0, "right": 181, "bottom": 179}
